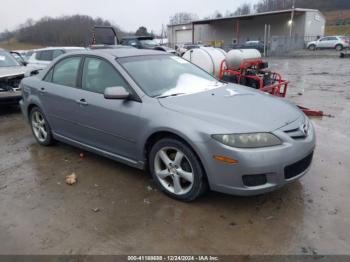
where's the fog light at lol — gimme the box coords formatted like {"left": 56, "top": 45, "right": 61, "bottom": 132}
{"left": 213, "top": 155, "right": 238, "bottom": 165}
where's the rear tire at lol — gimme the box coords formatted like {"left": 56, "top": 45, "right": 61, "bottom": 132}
{"left": 29, "top": 107, "right": 54, "bottom": 146}
{"left": 335, "top": 44, "right": 343, "bottom": 51}
{"left": 149, "top": 138, "right": 208, "bottom": 202}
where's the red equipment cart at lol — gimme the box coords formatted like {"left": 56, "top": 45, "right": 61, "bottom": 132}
{"left": 217, "top": 58, "right": 325, "bottom": 117}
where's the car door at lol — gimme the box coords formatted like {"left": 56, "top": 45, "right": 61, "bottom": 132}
{"left": 327, "top": 37, "right": 338, "bottom": 48}
{"left": 74, "top": 56, "right": 143, "bottom": 161}
{"left": 317, "top": 37, "right": 330, "bottom": 48}
{"left": 40, "top": 56, "right": 85, "bottom": 141}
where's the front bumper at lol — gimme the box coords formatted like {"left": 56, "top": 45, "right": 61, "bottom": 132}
{"left": 196, "top": 119, "right": 316, "bottom": 196}
{"left": 0, "top": 91, "right": 22, "bottom": 105}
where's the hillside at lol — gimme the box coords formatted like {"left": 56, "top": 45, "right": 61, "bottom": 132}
{"left": 324, "top": 9, "right": 350, "bottom": 35}
{"left": 0, "top": 15, "right": 127, "bottom": 47}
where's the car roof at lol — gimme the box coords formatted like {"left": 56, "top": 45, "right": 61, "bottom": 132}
{"left": 67, "top": 48, "right": 168, "bottom": 58}
{"left": 34, "top": 47, "right": 85, "bottom": 51}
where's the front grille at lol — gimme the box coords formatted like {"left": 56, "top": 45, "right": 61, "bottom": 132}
{"left": 242, "top": 174, "right": 267, "bottom": 187}
{"left": 285, "top": 152, "right": 314, "bottom": 180}
{"left": 284, "top": 127, "right": 307, "bottom": 140}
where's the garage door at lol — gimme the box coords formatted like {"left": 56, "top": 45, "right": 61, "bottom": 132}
{"left": 176, "top": 30, "right": 192, "bottom": 45}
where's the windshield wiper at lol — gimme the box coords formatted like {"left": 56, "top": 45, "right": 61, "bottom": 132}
{"left": 157, "top": 93, "right": 186, "bottom": 99}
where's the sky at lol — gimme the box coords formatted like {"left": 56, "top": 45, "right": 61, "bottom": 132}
{"left": 0, "top": 0, "right": 259, "bottom": 33}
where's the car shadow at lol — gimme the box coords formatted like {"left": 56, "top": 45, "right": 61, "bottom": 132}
{"left": 0, "top": 105, "right": 21, "bottom": 116}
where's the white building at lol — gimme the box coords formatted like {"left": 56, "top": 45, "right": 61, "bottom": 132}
{"left": 168, "top": 8, "right": 326, "bottom": 51}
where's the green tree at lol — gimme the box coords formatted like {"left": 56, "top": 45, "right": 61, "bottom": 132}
{"left": 135, "top": 26, "right": 149, "bottom": 36}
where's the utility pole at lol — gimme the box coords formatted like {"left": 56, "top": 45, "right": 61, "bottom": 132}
{"left": 289, "top": 0, "right": 296, "bottom": 37}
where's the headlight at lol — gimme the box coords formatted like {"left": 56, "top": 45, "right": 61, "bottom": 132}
{"left": 212, "top": 133, "right": 282, "bottom": 148}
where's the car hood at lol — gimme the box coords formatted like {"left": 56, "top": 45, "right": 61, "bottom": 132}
{"left": 0, "top": 66, "right": 28, "bottom": 78}
{"left": 158, "top": 84, "right": 302, "bottom": 133}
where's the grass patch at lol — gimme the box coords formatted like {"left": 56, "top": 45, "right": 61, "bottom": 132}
{"left": 325, "top": 25, "right": 350, "bottom": 36}
{"left": 0, "top": 39, "right": 43, "bottom": 51}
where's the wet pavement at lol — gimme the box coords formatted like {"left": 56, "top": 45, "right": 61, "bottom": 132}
{"left": 0, "top": 55, "right": 349, "bottom": 255}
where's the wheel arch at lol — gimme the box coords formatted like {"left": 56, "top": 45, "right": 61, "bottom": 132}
{"left": 27, "top": 103, "right": 40, "bottom": 119}
{"left": 143, "top": 131, "right": 208, "bottom": 179}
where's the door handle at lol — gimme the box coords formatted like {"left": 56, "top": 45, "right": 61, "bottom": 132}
{"left": 76, "top": 98, "right": 88, "bottom": 106}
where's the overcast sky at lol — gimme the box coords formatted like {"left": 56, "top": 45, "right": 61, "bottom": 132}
{"left": 0, "top": 0, "right": 259, "bottom": 33}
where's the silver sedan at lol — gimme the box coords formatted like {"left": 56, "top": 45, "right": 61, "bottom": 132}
{"left": 20, "top": 48, "right": 315, "bottom": 201}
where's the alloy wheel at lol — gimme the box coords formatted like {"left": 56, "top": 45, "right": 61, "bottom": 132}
{"left": 31, "top": 110, "right": 48, "bottom": 143}
{"left": 154, "top": 147, "right": 194, "bottom": 195}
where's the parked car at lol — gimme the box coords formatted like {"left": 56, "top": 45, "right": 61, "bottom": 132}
{"left": 20, "top": 49, "right": 315, "bottom": 201}
{"left": 239, "top": 41, "right": 265, "bottom": 53}
{"left": 10, "top": 51, "right": 28, "bottom": 65}
{"left": 13, "top": 49, "right": 35, "bottom": 62}
{"left": 227, "top": 41, "right": 265, "bottom": 53}
{"left": 27, "top": 47, "right": 86, "bottom": 69}
{"left": 0, "top": 49, "right": 39, "bottom": 105}
{"left": 307, "top": 36, "right": 350, "bottom": 51}
{"left": 120, "top": 36, "right": 176, "bottom": 54}
{"left": 89, "top": 44, "right": 135, "bottom": 50}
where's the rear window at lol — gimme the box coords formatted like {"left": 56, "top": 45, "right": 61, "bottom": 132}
{"left": 37, "top": 50, "right": 52, "bottom": 61}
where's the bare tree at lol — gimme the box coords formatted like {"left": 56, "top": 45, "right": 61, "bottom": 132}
{"left": 213, "top": 10, "right": 223, "bottom": 18}
{"left": 169, "top": 12, "right": 199, "bottom": 25}
{"left": 234, "top": 4, "right": 252, "bottom": 15}
{"left": 254, "top": 0, "right": 350, "bottom": 13}
{"left": 0, "top": 15, "right": 130, "bottom": 46}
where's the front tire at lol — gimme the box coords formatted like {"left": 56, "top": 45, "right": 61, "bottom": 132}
{"left": 149, "top": 138, "right": 208, "bottom": 201}
{"left": 308, "top": 44, "right": 316, "bottom": 51}
{"left": 30, "top": 107, "right": 54, "bottom": 146}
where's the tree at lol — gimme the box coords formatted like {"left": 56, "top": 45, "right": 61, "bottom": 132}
{"left": 0, "top": 15, "right": 129, "bottom": 46}
{"left": 135, "top": 26, "right": 150, "bottom": 36}
{"left": 253, "top": 0, "right": 350, "bottom": 13}
{"left": 213, "top": 10, "right": 223, "bottom": 18}
{"left": 169, "top": 12, "right": 198, "bottom": 25}
{"left": 234, "top": 4, "right": 252, "bottom": 16}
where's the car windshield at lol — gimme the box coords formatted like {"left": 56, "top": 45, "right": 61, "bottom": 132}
{"left": 139, "top": 39, "right": 158, "bottom": 47}
{"left": 0, "top": 51, "right": 20, "bottom": 67}
{"left": 119, "top": 55, "right": 224, "bottom": 98}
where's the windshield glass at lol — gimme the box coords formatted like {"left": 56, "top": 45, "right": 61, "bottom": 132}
{"left": 0, "top": 51, "right": 20, "bottom": 67}
{"left": 119, "top": 55, "right": 224, "bottom": 98}
{"left": 139, "top": 39, "right": 158, "bottom": 47}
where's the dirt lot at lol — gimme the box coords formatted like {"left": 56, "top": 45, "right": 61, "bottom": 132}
{"left": 0, "top": 54, "right": 349, "bottom": 255}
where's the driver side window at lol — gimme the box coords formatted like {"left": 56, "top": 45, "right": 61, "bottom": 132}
{"left": 82, "top": 57, "right": 129, "bottom": 94}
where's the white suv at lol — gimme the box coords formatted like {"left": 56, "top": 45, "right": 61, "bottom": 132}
{"left": 307, "top": 36, "right": 350, "bottom": 51}
{"left": 27, "top": 47, "right": 85, "bottom": 69}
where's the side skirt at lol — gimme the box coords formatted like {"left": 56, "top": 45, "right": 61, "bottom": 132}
{"left": 53, "top": 132, "right": 145, "bottom": 170}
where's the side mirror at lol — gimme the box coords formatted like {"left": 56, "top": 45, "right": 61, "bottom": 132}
{"left": 104, "top": 86, "right": 130, "bottom": 100}
{"left": 22, "top": 61, "right": 28, "bottom": 66}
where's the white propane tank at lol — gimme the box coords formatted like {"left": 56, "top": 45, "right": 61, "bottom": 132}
{"left": 183, "top": 47, "right": 226, "bottom": 76}
{"left": 225, "top": 49, "right": 262, "bottom": 70}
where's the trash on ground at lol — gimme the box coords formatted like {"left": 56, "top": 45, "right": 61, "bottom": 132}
{"left": 65, "top": 173, "right": 77, "bottom": 185}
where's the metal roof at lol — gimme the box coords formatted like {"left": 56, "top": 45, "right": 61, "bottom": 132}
{"left": 188, "top": 8, "right": 322, "bottom": 25}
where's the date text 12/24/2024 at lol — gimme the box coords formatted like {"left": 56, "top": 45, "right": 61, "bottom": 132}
{"left": 128, "top": 256, "right": 219, "bottom": 261}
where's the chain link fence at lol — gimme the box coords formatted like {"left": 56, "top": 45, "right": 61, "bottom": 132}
{"left": 169, "top": 35, "right": 320, "bottom": 56}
